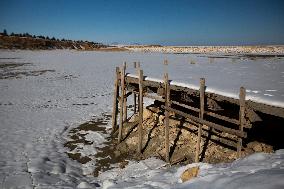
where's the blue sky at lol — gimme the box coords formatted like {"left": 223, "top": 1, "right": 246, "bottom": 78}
{"left": 0, "top": 0, "right": 284, "bottom": 45}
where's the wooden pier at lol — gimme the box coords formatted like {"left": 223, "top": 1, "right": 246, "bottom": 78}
{"left": 111, "top": 62, "right": 284, "bottom": 163}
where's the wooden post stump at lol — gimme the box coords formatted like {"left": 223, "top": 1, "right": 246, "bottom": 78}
{"left": 138, "top": 69, "right": 144, "bottom": 153}
{"left": 123, "top": 62, "right": 127, "bottom": 122}
{"left": 237, "top": 87, "right": 246, "bottom": 158}
{"left": 195, "top": 78, "right": 205, "bottom": 163}
{"left": 111, "top": 67, "right": 120, "bottom": 132}
{"left": 164, "top": 73, "right": 170, "bottom": 162}
{"left": 133, "top": 62, "right": 137, "bottom": 113}
{"left": 164, "top": 59, "right": 168, "bottom": 65}
{"left": 118, "top": 64, "right": 126, "bottom": 143}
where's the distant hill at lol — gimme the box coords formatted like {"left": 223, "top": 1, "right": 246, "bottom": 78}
{"left": 0, "top": 32, "right": 108, "bottom": 50}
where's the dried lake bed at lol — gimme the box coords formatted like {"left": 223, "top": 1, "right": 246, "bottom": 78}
{"left": 0, "top": 49, "right": 283, "bottom": 188}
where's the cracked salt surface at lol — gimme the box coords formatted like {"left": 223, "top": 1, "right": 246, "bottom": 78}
{"left": 0, "top": 50, "right": 284, "bottom": 188}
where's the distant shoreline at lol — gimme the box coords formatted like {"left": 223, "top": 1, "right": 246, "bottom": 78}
{"left": 0, "top": 34, "right": 122, "bottom": 51}
{"left": 125, "top": 45, "right": 284, "bottom": 55}
{"left": 1, "top": 34, "right": 284, "bottom": 55}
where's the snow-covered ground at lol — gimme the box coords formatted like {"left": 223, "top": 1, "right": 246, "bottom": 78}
{"left": 0, "top": 50, "right": 283, "bottom": 189}
{"left": 99, "top": 150, "right": 284, "bottom": 189}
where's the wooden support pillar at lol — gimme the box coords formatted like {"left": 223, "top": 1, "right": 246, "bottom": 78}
{"left": 111, "top": 67, "right": 120, "bottom": 132}
{"left": 164, "top": 73, "right": 170, "bottom": 162}
{"left": 133, "top": 62, "right": 137, "bottom": 113}
{"left": 138, "top": 69, "right": 144, "bottom": 153}
{"left": 164, "top": 59, "right": 168, "bottom": 65}
{"left": 134, "top": 93, "right": 137, "bottom": 113}
{"left": 195, "top": 78, "right": 205, "bottom": 163}
{"left": 123, "top": 62, "right": 127, "bottom": 122}
{"left": 237, "top": 87, "right": 246, "bottom": 158}
{"left": 118, "top": 64, "right": 126, "bottom": 143}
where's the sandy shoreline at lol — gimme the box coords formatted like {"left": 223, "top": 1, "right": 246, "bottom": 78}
{"left": 125, "top": 45, "right": 284, "bottom": 55}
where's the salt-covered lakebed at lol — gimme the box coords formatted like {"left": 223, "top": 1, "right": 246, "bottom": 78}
{"left": 0, "top": 50, "right": 283, "bottom": 189}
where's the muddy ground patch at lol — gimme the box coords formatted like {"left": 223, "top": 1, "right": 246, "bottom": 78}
{"left": 64, "top": 113, "right": 136, "bottom": 177}
{"left": 0, "top": 62, "right": 55, "bottom": 79}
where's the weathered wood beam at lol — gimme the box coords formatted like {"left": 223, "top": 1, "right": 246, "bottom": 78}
{"left": 133, "top": 62, "right": 137, "bottom": 114}
{"left": 205, "top": 111, "right": 240, "bottom": 125}
{"left": 161, "top": 105, "right": 247, "bottom": 138}
{"left": 111, "top": 67, "right": 120, "bottom": 132}
{"left": 164, "top": 73, "right": 170, "bottom": 162}
{"left": 247, "top": 100, "right": 284, "bottom": 118}
{"left": 195, "top": 78, "right": 205, "bottom": 163}
{"left": 171, "top": 100, "right": 200, "bottom": 112}
{"left": 138, "top": 69, "right": 144, "bottom": 153}
{"left": 172, "top": 99, "right": 241, "bottom": 126}
{"left": 182, "top": 118, "right": 239, "bottom": 148}
{"left": 237, "top": 87, "right": 246, "bottom": 158}
{"left": 118, "top": 64, "right": 126, "bottom": 143}
{"left": 123, "top": 62, "right": 127, "bottom": 122}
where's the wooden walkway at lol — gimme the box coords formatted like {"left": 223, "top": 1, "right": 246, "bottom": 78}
{"left": 111, "top": 62, "right": 284, "bottom": 163}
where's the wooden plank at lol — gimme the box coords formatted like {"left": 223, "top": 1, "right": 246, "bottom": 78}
{"left": 118, "top": 65, "right": 126, "bottom": 143}
{"left": 162, "top": 105, "right": 247, "bottom": 138}
{"left": 183, "top": 118, "right": 239, "bottom": 148}
{"left": 164, "top": 73, "right": 170, "bottom": 162}
{"left": 123, "top": 62, "right": 127, "bottom": 122}
{"left": 138, "top": 69, "right": 144, "bottom": 153}
{"left": 171, "top": 100, "right": 200, "bottom": 112}
{"left": 171, "top": 100, "right": 240, "bottom": 126}
{"left": 205, "top": 111, "right": 239, "bottom": 125}
{"left": 195, "top": 78, "right": 205, "bottom": 162}
{"left": 111, "top": 67, "right": 120, "bottom": 132}
{"left": 246, "top": 100, "right": 284, "bottom": 118}
{"left": 237, "top": 87, "right": 246, "bottom": 158}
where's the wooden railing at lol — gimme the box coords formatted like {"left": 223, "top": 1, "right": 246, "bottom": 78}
{"left": 111, "top": 62, "right": 282, "bottom": 163}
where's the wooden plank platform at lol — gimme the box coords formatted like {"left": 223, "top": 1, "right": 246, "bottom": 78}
{"left": 124, "top": 75, "right": 284, "bottom": 119}
{"left": 112, "top": 65, "right": 284, "bottom": 163}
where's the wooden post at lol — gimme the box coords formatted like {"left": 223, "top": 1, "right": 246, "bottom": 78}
{"left": 133, "top": 62, "right": 137, "bottom": 113}
{"left": 138, "top": 69, "right": 144, "bottom": 153}
{"left": 123, "top": 62, "right": 127, "bottom": 122}
{"left": 134, "top": 93, "right": 137, "bottom": 113}
{"left": 164, "top": 59, "right": 168, "bottom": 65}
{"left": 111, "top": 67, "right": 120, "bottom": 132}
{"left": 237, "top": 87, "right": 246, "bottom": 158}
{"left": 118, "top": 64, "right": 126, "bottom": 143}
{"left": 164, "top": 73, "right": 170, "bottom": 162}
{"left": 195, "top": 78, "right": 205, "bottom": 163}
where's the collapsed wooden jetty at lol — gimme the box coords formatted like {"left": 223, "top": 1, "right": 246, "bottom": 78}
{"left": 111, "top": 62, "right": 284, "bottom": 163}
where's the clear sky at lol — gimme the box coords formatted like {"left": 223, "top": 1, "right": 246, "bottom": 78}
{"left": 0, "top": 0, "right": 284, "bottom": 45}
